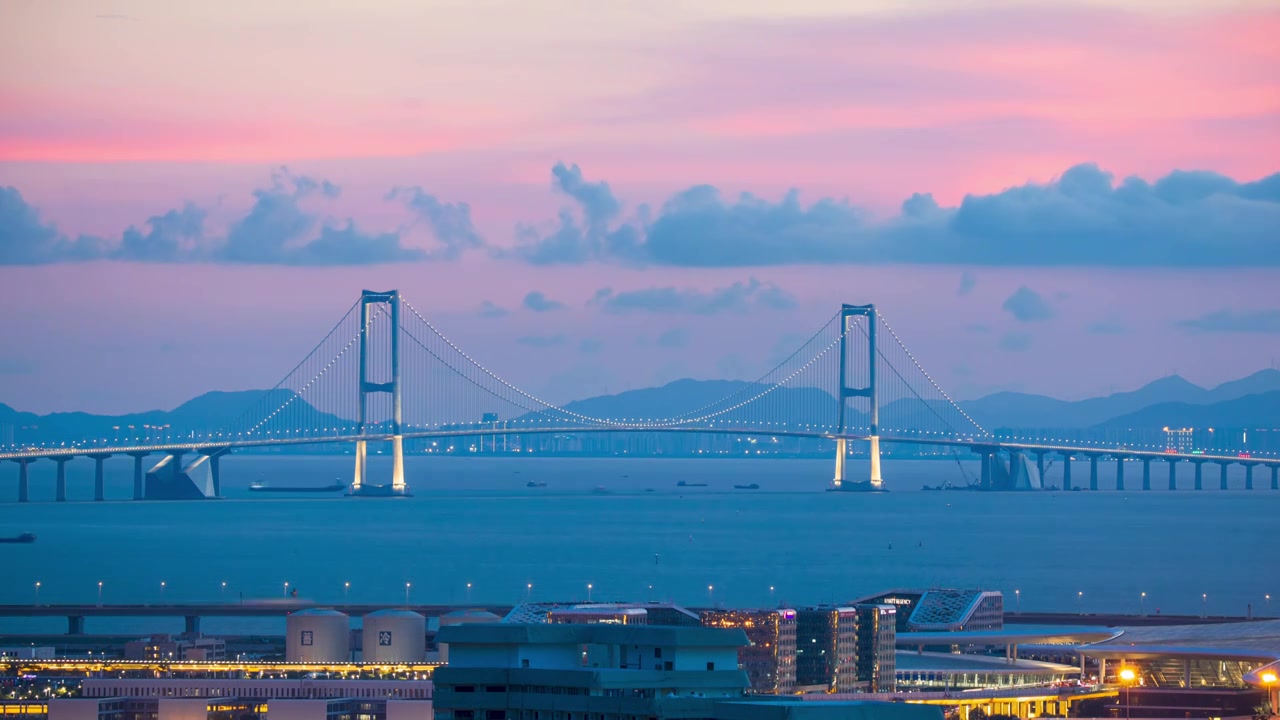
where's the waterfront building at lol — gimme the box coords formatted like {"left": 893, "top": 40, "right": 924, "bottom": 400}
{"left": 855, "top": 606, "right": 895, "bottom": 693}
{"left": 433, "top": 623, "right": 750, "bottom": 720}
{"left": 794, "top": 608, "right": 860, "bottom": 694}
{"left": 850, "top": 589, "right": 1002, "bottom": 634}
{"left": 123, "top": 634, "right": 226, "bottom": 662}
{"left": 701, "top": 610, "right": 797, "bottom": 695}
{"left": 432, "top": 623, "right": 942, "bottom": 720}
{"left": 505, "top": 602, "right": 701, "bottom": 627}
{"left": 550, "top": 606, "right": 649, "bottom": 625}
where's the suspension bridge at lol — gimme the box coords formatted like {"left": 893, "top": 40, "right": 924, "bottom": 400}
{"left": 2, "top": 290, "right": 1277, "bottom": 501}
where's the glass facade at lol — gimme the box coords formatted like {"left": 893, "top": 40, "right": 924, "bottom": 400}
{"left": 794, "top": 608, "right": 859, "bottom": 693}
{"left": 854, "top": 605, "right": 896, "bottom": 693}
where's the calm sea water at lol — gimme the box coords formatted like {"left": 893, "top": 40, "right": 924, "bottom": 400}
{"left": 1, "top": 455, "right": 1277, "bottom": 635}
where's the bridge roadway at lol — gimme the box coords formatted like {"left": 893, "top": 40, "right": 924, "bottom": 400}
{"left": 0, "top": 602, "right": 513, "bottom": 635}
{"left": 3, "top": 425, "right": 1276, "bottom": 466}
{"left": 3, "top": 427, "right": 1278, "bottom": 497}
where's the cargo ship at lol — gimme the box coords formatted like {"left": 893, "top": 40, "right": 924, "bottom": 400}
{"left": 0, "top": 533, "right": 36, "bottom": 543}
{"left": 250, "top": 482, "right": 346, "bottom": 493}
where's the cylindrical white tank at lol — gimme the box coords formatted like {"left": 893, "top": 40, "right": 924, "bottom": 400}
{"left": 362, "top": 609, "right": 426, "bottom": 662}
{"left": 437, "top": 610, "right": 502, "bottom": 663}
{"left": 286, "top": 609, "right": 350, "bottom": 662}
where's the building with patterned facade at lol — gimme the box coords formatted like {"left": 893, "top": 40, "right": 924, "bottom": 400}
{"left": 855, "top": 606, "right": 896, "bottom": 693}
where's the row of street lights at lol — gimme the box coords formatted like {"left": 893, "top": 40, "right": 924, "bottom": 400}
{"left": 28, "top": 581, "right": 1275, "bottom": 615}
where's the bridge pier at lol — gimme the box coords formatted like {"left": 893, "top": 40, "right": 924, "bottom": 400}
{"left": 979, "top": 448, "right": 994, "bottom": 490}
{"left": 128, "top": 452, "right": 148, "bottom": 500}
{"left": 15, "top": 458, "right": 33, "bottom": 502}
{"left": 67, "top": 615, "right": 84, "bottom": 635}
{"left": 1089, "top": 455, "right": 1099, "bottom": 491}
{"left": 55, "top": 457, "right": 69, "bottom": 501}
{"left": 1217, "top": 461, "right": 1230, "bottom": 491}
{"left": 352, "top": 439, "right": 367, "bottom": 491}
{"left": 90, "top": 454, "right": 111, "bottom": 501}
{"left": 1193, "top": 460, "right": 1205, "bottom": 490}
{"left": 185, "top": 615, "right": 201, "bottom": 634}
{"left": 1243, "top": 463, "right": 1255, "bottom": 490}
{"left": 1061, "top": 453, "right": 1072, "bottom": 491}
{"left": 1142, "top": 458, "right": 1151, "bottom": 491}
{"left": 1035, "top": 452, "right": 1046, "bottom": 480}
{"left": 1272, "top": 465, "right": 1278, "bottom": 490}
{"left": 1168, "top": 458, "right": 1178, "bottom": 490}
{"left": 1115, "top": 457, "right": 1125, "bottom": 491}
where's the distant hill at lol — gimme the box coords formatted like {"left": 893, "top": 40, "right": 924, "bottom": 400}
{"left": 960, "top": 369, "right": 1280, "bottom": 429}
{"left": 1098, "top": 390, "right": 1280, "bottom": 429}
{"left": 5, "top": 369, "right": 1280, "bottom": 440}
{"left": 0, "top": 389, "right": 348, "bottom": 444}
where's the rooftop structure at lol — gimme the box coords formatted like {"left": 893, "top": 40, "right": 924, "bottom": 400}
{"left": 906, "top": 590, "right": 1003, "bottom": 633}
{"left": 504, "top": 601, "right": 701, "bottom": 626}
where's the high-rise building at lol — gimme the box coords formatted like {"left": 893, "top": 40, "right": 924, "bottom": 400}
{"left": 855, "top": 605, "right": 896, "bottom": 693}
{"left": 794, "top": 607, "right": 860, "bottom": 693}
{"left": 701, "top": 609, "right": 796, "bottom": 694}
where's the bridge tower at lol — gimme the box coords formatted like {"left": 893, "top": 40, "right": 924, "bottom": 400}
{"left": 833, "top": 304, "right": 883, "bottom": 491}
{"left": 350, "top": 289, "right": 407, "bottom": 496}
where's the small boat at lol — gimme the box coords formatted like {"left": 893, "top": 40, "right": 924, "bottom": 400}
{"left": 0, "top": 533, "right": 36, "bottom": 544}
{"left": 733, "top": 483, "right": 760, "bottom": 490}
{"left": 526, "top": 481, "right": 547, "bottom": 488}
{"left": 676, "top": 480, "right": 707, "bottom": 487}
{"left": 250, "top": 482, "right": 346, "bottom": 493}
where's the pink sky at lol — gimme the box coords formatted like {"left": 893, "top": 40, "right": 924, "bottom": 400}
{"left": 1, "top": 0, "right": 1278, "bottom": 413}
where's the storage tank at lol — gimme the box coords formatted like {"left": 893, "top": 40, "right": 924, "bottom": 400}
{"left": 437, "top": 609, "right": 501, "bottom": 663}
{"left": 362, "top": 609, "right": 426, "bottom": 662}
{"left": 286, "top": 609, "right": 350, "bottom": 662}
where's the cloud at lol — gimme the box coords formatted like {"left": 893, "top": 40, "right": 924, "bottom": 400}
{"left": 1002, "top": 286, "right": 1055, "bottom": 322}
{"left": 1176, "top": 309, "right": 1280, "bottom": 334}
{"left": 657, "top": 328, "right": 690, "bottom": 349}
{"left": 513, "top": 162, "right": 1280, "bottom": 268}
{"left": 999, "top": 331, "right": 1033, "bottom": 352}
{"left": 510, "top": 164, "right": 645, "bottom": 264}
{"left": 0, "top": 187, "right": 107, "bottom": 264}
{"left": 522, "top": 291, "right": 565, "bottom": 313}
{"left": 578, "top": 337, "right": 604, "bottom": 354}
{"left": 387, "top": 186, "right": 485, "bottom": 260}
{"left": 478, "top": 301, "right": 509, "bottom": 318}
{"left": 4, "top": 168, "right": 422, "bottom": 266}
{"left": 957, "top": 272, "right": 976, "bottom": 296}
{"left": 516, "top": 335, "right": 567, "bottom": 348}
{"left": 589, "top": 278, "right": 796, "bottom": 315}
{"left": 1087, "top": 317, "right": 1132, "bottom": 335}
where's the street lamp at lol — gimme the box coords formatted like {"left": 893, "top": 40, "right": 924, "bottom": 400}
{"left": 526, "top": 583, "right": 532, "bottom": 601}
{"left": 221, "top": 581, "right": 227, "bottom": 598}
{"left": 1202, "top": 593, "right": 1207, "bottom": 618}
{"left": 284, "top": 581, "right": 290, "bottom": 598}
{"left": 1140, "top": 592, "right": 1147, "bottom": 616}
{"left": 587, "top": 583, "right": 593, "bottom": 602}
{"left": 160, "top": 581, "right": 166, "bottom": 600}
{"left": 344, "top": 582, "right": 350, "bottom": 605}
{"left": 1077, "top": 591, "right": 1084, "bottom": 615}
{"left": 708, "top": 585, "right": 714, "bottom": 606}
{"left": 1015, "top": 589, "right": 1020, "bottom": 613}
{"left": 97, "top": 582, "right": 103, "bottom": 606}
{"left": 1119, "top": 667, "right": 1137, "bottom": 720}
{"left": 1261, "top": 671, "right": 1277, "bottom": 717}
{"left": 466, "top": 582, "right": 472, "bottom": 603}
{"left": 405, "top": 582, "right": 412, "bottom": 605}
{"left": 34, "top": 582, "right": 40, "bottom": 606}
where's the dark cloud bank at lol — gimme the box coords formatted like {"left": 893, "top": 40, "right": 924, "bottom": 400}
{"left": 3, "top": 163, "right": 1278, "bottom": 267}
